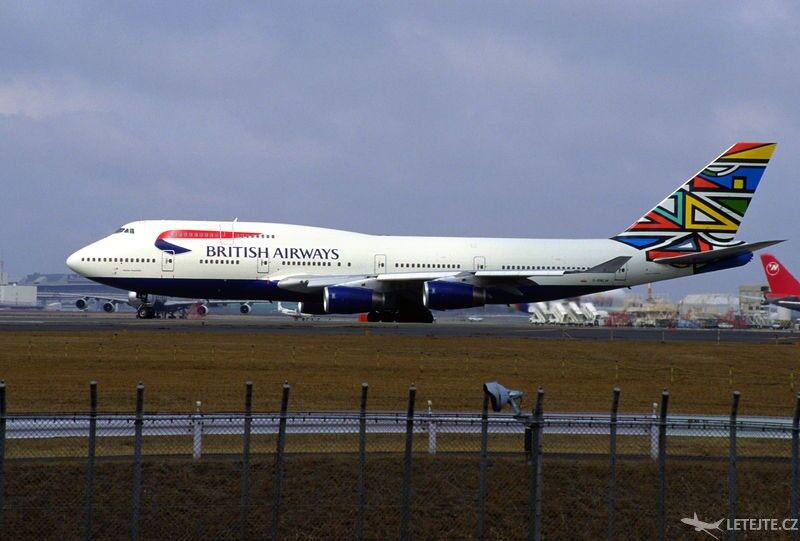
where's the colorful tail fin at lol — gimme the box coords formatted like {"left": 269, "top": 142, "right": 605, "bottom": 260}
{"left": 760, "top": 254, "right": 800, "bottom": 296}
{"left": 613, "top": 142, "right": 776, "bottom": 261}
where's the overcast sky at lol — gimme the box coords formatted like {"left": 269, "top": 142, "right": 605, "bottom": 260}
{"left": 2, "top": 1, "right": 799, "bottom": 298}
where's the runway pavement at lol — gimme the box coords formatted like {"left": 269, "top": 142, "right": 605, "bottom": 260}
{"left": 0, "top": 310, "right": 796, "bottom": 343}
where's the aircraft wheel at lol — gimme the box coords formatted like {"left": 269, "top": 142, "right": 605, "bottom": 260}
{"left": 137, "top": 306, "right": 149, "bottom": 319}
{"left": 380, "top": 311, "right": 397, "bottom": 323}
{"left": 367, "top": 311, "right": 381, "bottom": 322}
{"left": 395, "top": 308, "right": 434, "bottom": 323}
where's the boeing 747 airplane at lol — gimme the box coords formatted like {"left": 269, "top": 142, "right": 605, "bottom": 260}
{"left": 67, "top": 143, "right": 779, "bottom": 322}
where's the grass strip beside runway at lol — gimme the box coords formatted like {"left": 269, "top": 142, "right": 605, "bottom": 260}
{"left": 1, "top": 330, "right": 798, "bottom": 415}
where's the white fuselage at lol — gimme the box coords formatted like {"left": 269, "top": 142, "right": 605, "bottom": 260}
{"left": 66, "top": 219, "right": 692, "bottom": 305}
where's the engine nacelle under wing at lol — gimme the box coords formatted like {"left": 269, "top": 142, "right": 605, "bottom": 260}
{"left": 102, "top": 302, "right": 116, "bottom": 313}
{"left": 324, "top": 286, "right": 386, "bottom": 314}
{"left": 423, "top": 281, "right": 486, "bottom": 310}
{"left": 75, "top": 298, "right": 89, "bottom": 310}
{"left": 239, "top": 303, "right": 252, "bottom": 314}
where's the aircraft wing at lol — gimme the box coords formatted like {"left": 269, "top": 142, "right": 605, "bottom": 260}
{"left": 276, "top": 274, "right": 376, "bottom": 292}
{"left": 473, "top": 256, "right": 631, "bottom": 278}
{"left": 651, "top": 240, "right": 784, "bottom": 265}
{"left": 275, "top": 256, "right": 633, "bottom": 293}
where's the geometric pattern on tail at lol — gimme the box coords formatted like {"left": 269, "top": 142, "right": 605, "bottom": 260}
{"left": 612, "top": 142, "right": 776, "bottom": 261}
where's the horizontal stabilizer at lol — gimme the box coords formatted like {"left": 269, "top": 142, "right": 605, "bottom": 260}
{"left": 652, "top": 240, "right": 783, "bottom": 265}
{"left": 570, "top": 256, "right": 631, "bottom": 274}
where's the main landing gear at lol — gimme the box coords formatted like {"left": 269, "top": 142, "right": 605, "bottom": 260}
{"left": 136, "top": 306, "right": 157, "bottom": 319}
{"left": 366, "top": 309, "right": 435, "bottom": 323}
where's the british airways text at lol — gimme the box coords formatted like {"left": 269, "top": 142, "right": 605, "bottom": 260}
{"left": 206, "top": 246, "right": 339, "bottom": 260}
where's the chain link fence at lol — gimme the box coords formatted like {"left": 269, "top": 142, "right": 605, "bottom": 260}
{"left": 0, "top": 382, "right": 798, "bottom": 540}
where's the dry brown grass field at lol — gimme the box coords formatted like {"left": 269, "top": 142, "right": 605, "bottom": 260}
{"left": 1, "top": 456, "right": 790, "bottom": 540}
{"left": 1, "top": 329, "right": 796, "bottom": 540}
{"left": 0, "top": 329, "right": 798, "bottom": 415}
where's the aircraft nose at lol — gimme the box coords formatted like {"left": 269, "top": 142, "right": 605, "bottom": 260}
{"left": 66, "top": 251, "right": 82, "bottom": 273}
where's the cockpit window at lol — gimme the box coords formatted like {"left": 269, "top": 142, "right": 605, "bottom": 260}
{"left": 113, "top": 227, "right": 135, "bottom": 234}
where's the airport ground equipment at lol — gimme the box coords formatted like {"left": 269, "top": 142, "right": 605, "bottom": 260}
{"left": 568, "top": 301, "right": 587, "bottom": 324}
{"left": 527, "top": 303, "right": 548, "bottom": 325}
{"left": 581, "top": 302, "right": 601, "bottom": 325}
{"left": 551, "top": 302, "right": 577, "bottom": 325}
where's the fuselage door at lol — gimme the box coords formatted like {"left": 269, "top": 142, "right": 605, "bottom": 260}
{"left": 374, "top": 254, "right": 387, "bottom": 274}
{"left": 220, "top": 222, "right": 234, "bottom": 246}
{"left": 473, "top": 256, "right": 486, "bottom": 271}
{"left": 257, "top": 257, "right": 270, "bottom": 274}
{"left": 162, "top": 250, "right": 175, "bottom": 273}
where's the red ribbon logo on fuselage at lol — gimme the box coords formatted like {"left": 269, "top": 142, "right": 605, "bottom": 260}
{"left": 155, "top": 230, "right": 262, "bottom": 255}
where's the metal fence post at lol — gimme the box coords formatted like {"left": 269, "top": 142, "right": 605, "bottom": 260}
{"left": 84, "top": 381, "right": 98, "bottom": 541}
{"left": 131, "top": 383, "right": 144, "bottom": 541}
{"left": 729, "top": 391, "right": 740, "bottom": 541}
{"left": 427, "top": 400, "right": 436, "bottom": 455}
{"left": 791, "top": 394, "right": 800, "bottom": 541}
{"left": 356, "top": 383, "right": 368, "bottom": 541}
{"left": 529, "top": 388, "right": 544, "bottom": 541}
{"left": 650, "top": 402, "right": 658, "bottom": 460}
{"left": 0, "top": 382, "right": 6, "bottom": 532}
{"left": 192, "top": 401, "right": 203, "bottom": 460}
{"left": 239, "top": 381, "right": 253, "bottom": 541}
{"left": 270, "top": 383, "right": 290, "bottom": 541}
{"left": 478, "top": 393, "right": 489, "bottom": 541}
{"left": 656, "top": 390, "right": 669, "bottom": 541}
{"left": 608, "top": 387, "right": 620, "bottom": 541}
{"left": 400, "top": 385, "right": 416, "bottom": 541}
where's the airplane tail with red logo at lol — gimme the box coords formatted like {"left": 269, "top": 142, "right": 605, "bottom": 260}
{"left": 760, "top": 254, "right": 800, "bottom": 296}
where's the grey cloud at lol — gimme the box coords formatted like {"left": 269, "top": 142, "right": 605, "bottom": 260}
{"left": 1, "top": 1, "right": 799, "bottom": 299}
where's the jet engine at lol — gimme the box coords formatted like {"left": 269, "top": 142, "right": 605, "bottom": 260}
{"left": 75, "top": 298, "right": 89, "bottom": 311}
{"left": 102, "top": 301, "right": 117, "bottom": 313}
{"left": 324, "top": 286, "right": 386, "bottom": 314}
{"left": 196, "top": 304, "right": 209, "bottom": 316}
{"left": 297, "top": 301, "right": 326, "bottom": 315}
{"left": 423, "top": 281, "right": 486, "bottom": 310}
{"left": 239, "top": 303, "right": 252, "bottom": 314}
